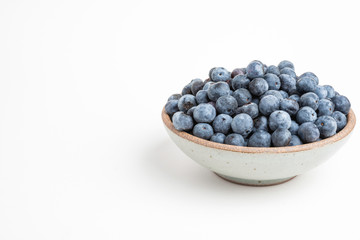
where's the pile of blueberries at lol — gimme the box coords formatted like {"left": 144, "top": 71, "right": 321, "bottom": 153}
{"left": 165, "top": 60, "right": 351, "bottom": 147}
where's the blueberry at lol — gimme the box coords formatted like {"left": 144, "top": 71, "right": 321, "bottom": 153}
{"left": 296, "top": 76, "right": 317, "bottom": 94}
{"left": 246, "top": 60, "right": 265, "bottom": 79}
{"left": 259, "top": 95, "right": 280, "bottom": 116}
{"left": 289, "top": 120, "right": 299, "bottom": 135}
{"left": 252, "top": 98, "right": 260, "bottom": 105}
{"left": 203, "top": 81, "right": 215, "bottom": 90}
{"left": 212, "top": 114, "right": 233, "bottom": 134}
{"left": 323, "top": 85, "right": 335, "bottom": 99}
{"left": 314, "top": 85, "right": 328, "bottom": 99}
{"left": 224, "top": 133, "right": 245, "bottom": 146}
{"left": 233, "top": 88, "right": 252, "bottom": 106}
{"left": 266, "top": 65, "right": 280, "bottom": 76}
{"left": 289, "top": 135, "right": 303, "bottom": 146}
{"left": 181, "top": 82, "right": 192, "bottom": 95}
{"left": 193, "top": 123, "right": 214, "bottom": 140}
{"left": 231, "top": 113, "right": 253, "bottom": 137}
{"left": 167, "top": 94, "right": 182, "bottom": 101}
{"left": 235, "top": 102, "right": 259, "bottom": 119}
{"left": 186, "top": 106, "right": 196, "bottom": 117}
{"left": 231, "top": 68, "right": 246, "bottom": 78}
{"left": 278, "top": 60, "right": 294, "bottom": 70}
{"left": 263, "top": 64, "right": 268, "bottom": 73}
{"left": 178, "top": 94, "right": 197, "bottom": 112}
{"left": 216, "top": 95, "right": 238, "bottom": 115}
{"left": 315, "top": 116, "right": 337, "bottom": 138}
{"left": 299, "top": 92, "right": 319, "bottom": 110}
{"left": 207, "top": 82, "right": 231, "bottom": 101}
{"left": 210, "top": 133, "right": 226, "bottom": 143}
{"left": 298, "top": 122, "right": 320, "bottom": 143}
{"left": 317, "top": 99, "right": 335, "bottom": 116}
{"left": 248, "top": 130, "right": 271, "bottom": 147}
{"left": 254, "top": 116, "right": 268, "bottom": 132}
{"left": 261, "top": 90, "right": 284, "bottom": 100}
{"left": 232, "top": 75, "right": 250, "bottom": 90}
{"left": 279, "top": 90, "right": 289, "bottom": 99}
{"left": 331, "top": 111, "right": 347, "bottom": 132}
{"left": 279, "top": 74, "right": 296, "bottom": 93}
{"left": 248, "top": 78, "right": 269, "bottom": 96}
{"left": 193, "top": 103, "right": 216, "bottom": 123}
{"left": 280, "top": 98, "right": 299, "bottom": 116}
{"left": 299, "top": 72, "right": 319, "bottom": 85}
{"left": 296, "top": 106, "right": 317, "bottom": 124}
{"left": 269, "top": 110, "right": 291, "bottom": 131}
{"left": 210, "top": 67, "right": 231, "bottom": 82}
{"left": 280, "top": 67, "right": 297, "bottom": 79}
{"left": 335, "top": 91, "right": 340, "bottom": 96}
{"left": 289, "top": 94, "right": 300, "bottom": 102}
{"left": 165, "top": 100, "right": 180, "bottom": 115}
{"left": 208, "top": 101, "right": 216, "bottom": 108}
{"left": 264, "top": 73, "right": 281, "bottom": 90}
{"left": 172, "top": 112, "right": 194, "bottom": 131}
{"left": 332, "top": 95, "right": 351, "bottom": 115}
{"left": 195, "top": 90, "right": 209, "bottom": 104}
{"left": 271, "top": 128, "right": 291, "bottom": 147}
{"left": 191, "top": 79, "right": 204, "bottom": 95}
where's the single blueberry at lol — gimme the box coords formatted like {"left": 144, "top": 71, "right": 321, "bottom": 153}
{"left": 289, "top": 135, "right": 303, "bottom": 146}
{"left": 299, "top": 92, "right": 319, "bottom": 110}
{"left": 315, "top": 116, "right": 337, "bottom": 138}
{"left": 279, "top": 74, "right": 296, "bottom": 93}
{"left": 235, "top": 102, "right": 259, "bottom": 119}
{"left": 232, "top": 75, "right": 250, "bottom": 90}
{"left": 233, "top": 88, "right": 252, "bottom": 106}
{"left": 248, "top": 130, "right": 271, "bottom": 147}
{"left": 278, "top": 60, "right": 295, "bottom": 71}
{"left": 193, "top": 103, "right": 216, "bottom": 123}
{"left": 289, "top": 94, "right": 300, "bottom": 102}
{"left": 332, "top": 95, "right": 351, "bottom": 115}
{"left": 186, "top": 106, "right": 196, "bottom": 117}
{"left": 331, "top": 111, "right": 347, "bottom": 132}
{"left": 231, "top": 68, "right": 246, "bottom": 78}
{"left": 264, "top": 73, "right": 281, "bottom": 90}
{"left": 279, "top": 90, "right": 289, "bottom": 99}
{"left": 296, "top": 76, "right": 317, "bottom": 94}
{"left": 271, "top": 128, "right": 291, "bottom": 147}
{"left": 299, "top": 72, "right": 319, "bottom": 85}
{"left": 246, "top": 60, "right": 265, "bottom": 79}
{"left": 259, "top": 95, "right": 280, "bottom": 116}
{"left": 314, "top": 85, "right": 328, "bottom": 99}
{"left": 224, "top": 133, "right": 245, "bottom": 146}
{"left": 280, "top": 67, "right": 297, "bottom": 79}
{"left": 335, "top": 91, "right": 340, "bottom": 96}
{"left": 210, "top": 133, "right": 226, "bottom": 143}
{"left": 167, "top": 94, "right": 182, "bottom": 101}
{"left": 172, "top": 112, "right": 194, "bottom": 131}
{"left": 191, "top": 79, "right": 204, "bottom": 95}
{"left": 181, "top": 82, "right": 192, "bottom": 95}
{"left": 216, "top": 95, "right": 238, "bottom": 115}
{"left": 323, "top": 85, "right": 335, "bottom": 99}
{"left": 266, "top": 65, "right": 280, "bottom": 76}
{"left": 254, "top": 116, "right": 268, "bottom": 132}
{"left": 280, "top": 98, "right": 299, "bottom": 116}
{"left": 263, "top": 64, "right": 268, "bottom": 73}
{"left": 269, "top": 110, "right": 291, "bottom": 131}
{"left": 165, "top": 100, "right": 179, "bottom": 115}
{"left": 207, "top": 82, "right": 231, "bottom": 101}
{"left": 317, "top": 99, "right": 335, "bottom": 116}
{"left": 298, "top": 122, "right": 320, "bottom": 143}
{"left": 210, "top": 67, "right": 231, "bottom": 82}
{"left": 231, "top": 113, "right": 254, "bottom": 137}
{"left": 289, "top": 120, "right": 299, "bottom": 135}
{"left": 252, "top": 98, "right": 260, "bottom": 105}
{"left": 296, "top": 106, "right": 317, "bottom": 124}
{"left": 195, "top": 90, "right": 209, "bottom": 104}
{"left": 261, "top": 90, "right": 284, "bottom": 100}
{"left": 193, "top": 123, "right": 214, "bottom": 140}
{"left": 248, "top": 78, "right": 269, "bottom": 96}
{"left": 203, "top": 81, "right": 215, "bottom": 91}
{"left": 212, "top": 114, "right": 233, "bottom": 134}
{"left": 178, "top": 94, "right": 197, "bottom": 112}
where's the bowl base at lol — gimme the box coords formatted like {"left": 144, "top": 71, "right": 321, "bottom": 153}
{"left": 214, "top": 173, "right": 296, "bottom": 186}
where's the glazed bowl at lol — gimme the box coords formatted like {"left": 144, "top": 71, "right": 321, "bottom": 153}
{"left": 162, "top": 108, "right": 356, "bottom": 186}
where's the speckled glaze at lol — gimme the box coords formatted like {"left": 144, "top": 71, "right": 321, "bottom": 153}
{"left": 162, "top": 108, "right": 356, "bottom": 186}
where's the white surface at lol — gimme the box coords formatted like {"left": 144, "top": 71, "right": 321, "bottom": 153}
{"left": 0, "top": 0, "right": 359, "bottom": 239}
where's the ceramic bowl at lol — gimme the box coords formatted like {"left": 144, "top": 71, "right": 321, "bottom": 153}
{"left": 162, "top": 108, "right": 356, "bottom": 186}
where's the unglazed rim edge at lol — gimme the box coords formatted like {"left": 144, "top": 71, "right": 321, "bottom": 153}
{"left": 161, "top": 107, "right": 356, "bottom": 154}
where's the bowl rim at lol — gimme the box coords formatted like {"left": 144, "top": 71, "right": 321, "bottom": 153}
{"left": 162, "top": 107, "right": 356, "bottom": 154}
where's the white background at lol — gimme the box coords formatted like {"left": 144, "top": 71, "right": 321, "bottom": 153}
{"left": 1, "top": 0, "right": 360, "bottom": 239}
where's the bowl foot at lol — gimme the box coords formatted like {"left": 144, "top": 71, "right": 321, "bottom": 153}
{"left": 214, "top": 173, "right": 296, "bottom": 186}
